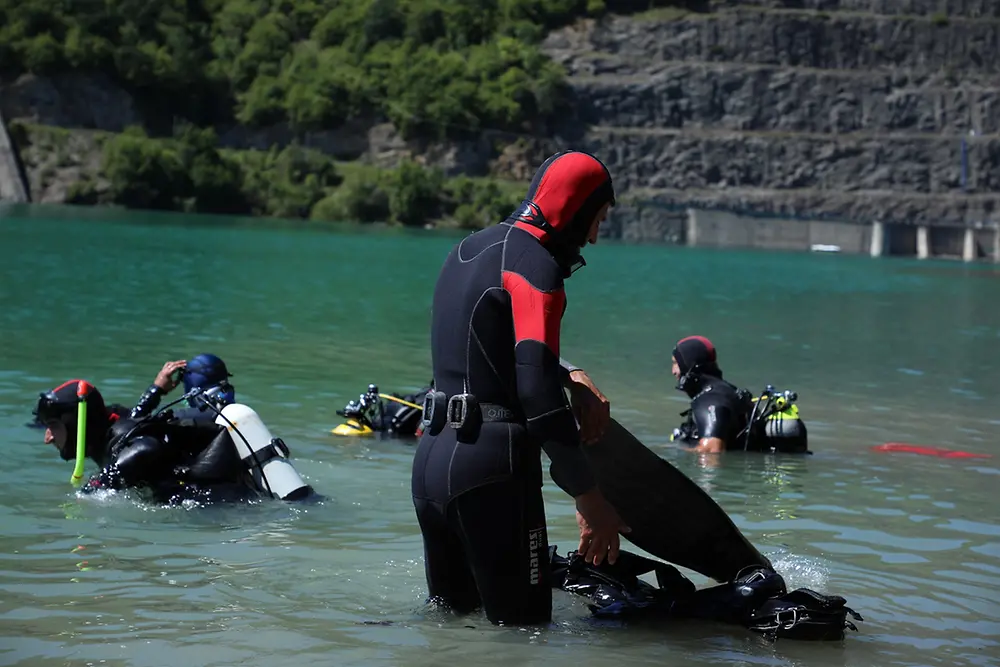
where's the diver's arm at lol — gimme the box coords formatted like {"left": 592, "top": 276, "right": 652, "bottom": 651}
{"left": 559, "top": 357, "right": 582, "bottom": 386}
{"left": 689, "top": 401, "right": 736, "bottom": 453}
{"left": 131, "top": 360, "right": 187, "bottom": 419}
{"left": 129, "top": 385, "right": 164, "bottom": 419}
{"left": 692, "top": 437, "right": 725, "bottom": 453}
{"left": 502, "top": 267, "right": 596, "bottom": 498}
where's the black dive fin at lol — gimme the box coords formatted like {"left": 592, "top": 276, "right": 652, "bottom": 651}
{"left": 581, "top": 417, "right": 772, "bottom": 582}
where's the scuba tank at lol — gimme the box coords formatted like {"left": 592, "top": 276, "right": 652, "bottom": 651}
{"left": 743, "top": 386, "right": 809, "bottom": 453}
{"left": 214, "top": 403, "right": 312, "bottom": 500}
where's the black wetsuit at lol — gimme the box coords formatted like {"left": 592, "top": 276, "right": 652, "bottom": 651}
{"left": 131, "top": 384, "right": 217, "bottom": 425}
{"left": 374, "top": 387, "right": 430, "bottom": 437}
{"left": 411, "top": 151, "right": 615, "bottom": 626}
{"left": 675, "top": 376, "right": 809, "bottom": 453}
{"left": 677, "top": 376, "right": 750, "bottom": 450}
{"left": 83, "top": 415, "right": 255, "bottom": 504}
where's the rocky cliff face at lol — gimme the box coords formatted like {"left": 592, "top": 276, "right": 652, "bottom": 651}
{"left": 542, "top": 0, "right": 1000, "bottom": 236}
{"left": 2, "top": 0, "right": 998, "bottom": 238}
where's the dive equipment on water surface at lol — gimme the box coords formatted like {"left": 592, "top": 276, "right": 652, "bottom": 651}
{"left": 550, "top": 546, "right": 863, "bottom": 640}
{"left": 740, "top": 385, "right": 809, "bottom": 453}
{"left": 872, "top": 442, "right": 993, "bottom": 459}
{"left": 332, "top": 384, "right": 426, "bottom": 438}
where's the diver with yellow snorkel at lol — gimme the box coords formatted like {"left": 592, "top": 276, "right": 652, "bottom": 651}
{"left": 33, "top": 376, "right": 314, "bottom": 504}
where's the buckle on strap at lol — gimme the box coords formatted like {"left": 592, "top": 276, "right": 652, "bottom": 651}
{"left": 421, "top": 391, "right": 517, "bottom": 439}
{"left": 421, "top": 390, "right": 447, "bottom": 436}
{"left": 447, "top": 393, "right": 483, "bottom": 441}
{"left": 756, "top": 608, "right": 801, "bottom": 633}
{"left": 447, "top": 394, "right": 479, "bottom": 430}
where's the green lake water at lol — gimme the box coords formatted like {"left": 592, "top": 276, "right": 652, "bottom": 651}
{"left": 1, "top": 203, "right": 998, "bottom": 667}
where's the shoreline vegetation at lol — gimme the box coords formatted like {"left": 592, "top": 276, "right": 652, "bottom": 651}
{"left": 0, "top": 0, "right": 675, "bottom": 228}
{"left": 9, "top": 121, "right": 526, "bottom": 228}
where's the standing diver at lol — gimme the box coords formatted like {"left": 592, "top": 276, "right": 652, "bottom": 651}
{"left": 670, "top": 336, "right": 809, "bottom": 453}
{"left": 33, "top": 376, "right": 312, "bottom": 504}
{"left": 412, "top": 150, "right": 629, "bottom": 626}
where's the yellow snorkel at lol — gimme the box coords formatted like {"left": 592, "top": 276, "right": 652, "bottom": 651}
{"left": 330, "top": 388, "right": 424, "bottom": 437}
{"left": 378, "top": 394, "right": 422, "bottom": 410}
{"left": 70, "top": 381, "right": 90, "bottom": 486}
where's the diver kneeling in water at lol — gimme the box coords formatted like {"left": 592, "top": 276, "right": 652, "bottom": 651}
{"left": 33, "top": 379, "right": 313, "bottom": 504}
{"left": 669, "top": 336, "right": 809, "bottom": 454}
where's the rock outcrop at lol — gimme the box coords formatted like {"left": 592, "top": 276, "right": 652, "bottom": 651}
{"left": 2, "top": 0, "right": 998, "bottom": 240}
{"left": 541, "top": 1, "right": 1000, "bottom": 236}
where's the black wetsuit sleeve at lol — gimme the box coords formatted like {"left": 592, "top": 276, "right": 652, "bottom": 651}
{"left": 172, "top": 406, "right": 219, "bottom": 427}
{"left": 690, "top": 400, "right": 739, "bottom": 450}
{"left": 502, "top": 266, "right": 596, "bottom": 498}
{"left": 130, "top": 384, "right": 164, "bottom": 419}
{"left": 559, "top": 357, "right": 581, "bottom": 384}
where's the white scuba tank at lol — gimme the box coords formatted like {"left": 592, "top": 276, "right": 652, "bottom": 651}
{"left": 214, "top": 403, "right": 311, "bottom": 500}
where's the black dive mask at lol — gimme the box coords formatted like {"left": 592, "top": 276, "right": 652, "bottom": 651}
{"left": 33, "top": 393, "right": 75, "bottom": 460}
{"left": 34, "top": 391, "right": 70, "bottom": 426}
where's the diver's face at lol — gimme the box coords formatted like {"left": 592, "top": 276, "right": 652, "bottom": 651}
{"left": 585, "top": 202, "right": 611, "bottom": 245}
{"left": 671, "top": 356, "right": 681, "bottom": 380}
{"left": 44, "top": 420, "right": 68, "bottom": 449}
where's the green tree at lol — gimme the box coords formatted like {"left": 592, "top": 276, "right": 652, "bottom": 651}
{"left": 387, "top": 159, "right": 445, "bottom": 226}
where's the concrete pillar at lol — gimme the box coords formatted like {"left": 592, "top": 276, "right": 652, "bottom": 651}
{"left": 994, "top": 226, "right": 1000, "bottom": 263}
{"left": 917, "top": 225, "right": 930, "bottom": 259}
{"left": 870, "top": 221, "right": 885, "bottom": 257}
{"left": 686, "top": 208, "right": 698, "bottom": 247}
{"left": 962, "top": 228, "right": 976, "bottom": 262}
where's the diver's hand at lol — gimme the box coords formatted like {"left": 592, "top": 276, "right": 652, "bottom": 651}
{"left": 154, "top": 360, "right": 187, "bottom": 393}
{"left": 567, "top": 369, "right": 610, "bottom": 445}
{"left": 575, "top": 488, "right": 630, "bottom": 566}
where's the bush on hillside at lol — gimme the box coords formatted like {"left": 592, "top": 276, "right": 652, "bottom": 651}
{"left": 96, "top": 129, "right": 517, "bottom": 228}
{"left": 100, "top": 128, "right": 343, "bottom": 216}
{"left": 0, "top": 0, "right": 631, "bottom": 138}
